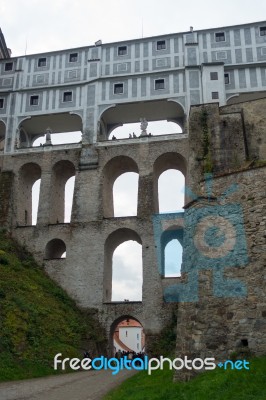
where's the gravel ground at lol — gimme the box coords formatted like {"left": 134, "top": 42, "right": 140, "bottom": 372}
{"left": 0, "top": 369, "right": 136, "bottom": 400}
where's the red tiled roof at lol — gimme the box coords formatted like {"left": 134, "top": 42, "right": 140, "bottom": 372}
{"left": 117, "top": 319, "right": 142, "bottom": 328}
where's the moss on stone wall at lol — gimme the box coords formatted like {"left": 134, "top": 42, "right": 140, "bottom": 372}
{"left": 147, "top": 312, "right": 177, "bottom": 357}
{"left": 200, "top": 108, "right": 213, "bottom": 174}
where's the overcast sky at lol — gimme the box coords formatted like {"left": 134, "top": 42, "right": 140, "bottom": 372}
{"left": 1, "top": 0, "right": 266, "bottom": 57}
{"left": 6, "top": 0, "right": 265, "bottom": 302}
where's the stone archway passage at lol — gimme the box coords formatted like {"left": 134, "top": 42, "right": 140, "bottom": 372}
{"left": 110, "top": 315, "right": 145, "bottom": 357}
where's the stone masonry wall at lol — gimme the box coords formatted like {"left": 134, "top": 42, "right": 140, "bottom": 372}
{"left": 0, "top": 170, "right": 13, "bottom": 227}
{"left": 188, "top": 98, "right": 266, "bottom": 194}
{"left": 174, "top": 163, "right": 265, "bottom": 380}
{"left": 172, "top": 100, "right": 266, "bottom": 380}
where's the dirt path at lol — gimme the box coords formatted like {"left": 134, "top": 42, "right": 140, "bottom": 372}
{"left": 0, "top": 369, "right": 136, "bottom": 400}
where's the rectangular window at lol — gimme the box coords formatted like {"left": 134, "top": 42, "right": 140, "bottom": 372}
{"left": 212, "top": 91, "right": 219, "bottom": 99}
{"left": 118, "top": 46, "right": 127, "bottom": 56}
{"left": 38, "top": 57, "right": 47, "bottom": 67}
{"left": 114, "top": 83, "right": 124, "bottom": 94}
{"left": 30, "top": 95, "right": 39, "bottom": 106}
{"left": 137, "top": 333, "right": 139, "bottom": 339}
{"left": 259, "top": 26, "right": 266, "bottom": 36}
{"left": 210, "top": 72, "right": 218, "bottom": 80}
{"left": 63, "top": 91, "right": 73, "bottom": 102}
{"left": 157, "top": 40, "right": 166, "bottom": 50}
{"left": 4, "top": 62, "right": 13, "bottom": 71}
{"left": 69, "top": 53, "right": 78, "bottom": 62}
{"left": 0, "top": 99, "right": 4, "bottom": 109}
{"left": 224, "top": 73, "right": 230, "bottom": 84}
{"left": 155, "top": 78, "right": 165, "bottom": 90}
{"left": 215, "top": 32, "right": 225, "bottom": 42}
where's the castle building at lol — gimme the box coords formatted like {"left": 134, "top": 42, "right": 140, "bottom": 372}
{"left": 0, "top": 21, "right": 266, "bottom": 152}
{"left": 0, "top": 23, "right": 265, "bottom": 367}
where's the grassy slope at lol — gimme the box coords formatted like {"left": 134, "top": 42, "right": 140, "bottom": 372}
{"left": 103, "top": 356, "right": 266, "bottom": 400}
{"left": 0, "top": 230, "right": 105, "bottom": 382}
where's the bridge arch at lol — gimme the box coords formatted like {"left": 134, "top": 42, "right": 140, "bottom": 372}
{"left": 109, "top": 315, "right": 145, "bottom": 357}
{"left": 18, "top": 162, "right": 42, "bottom": 225}
{"left": 50, "top": 160, "right": 76, "bottom": 223}
{"left": 102, "top": 155, "right": 139, "bottom": 218}
{"left": 103, "top": 228, "right": 142, "bottom": 302}
{"left": 153, "top": 152, "right": 187, "bottom": 213}
{"left": 161, "top": 226, "right": 183, "bottom": 277}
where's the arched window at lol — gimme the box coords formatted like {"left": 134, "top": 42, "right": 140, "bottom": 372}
{"left": 44, "top": 239, "right": 66, "bottom": 259}
{"left": 32, "top": 179, "right": 41, "bottom": 225}
{"left": 19, "top": 163, "right": 42, "bottom": 225}
{"left": 104, "top": 228, "right": 142, "bottom": 302}
{"left": 102, "top": 156, "right": 139, "bottom": 218}
{"left": 113, "top": 172, "right": 139, "bottom": 217}
{"left": 158, "top": 169, "right": 185, "bottom": 213}
{"left": 112, "top": 240, "right": 142, "bottom": 301}
{"left": 65, "top": 176, "right": 75, "bottom": 223}
{"left": 153, "top": 152, "right": 186, "bottom": 213}
{"left": 164, "top": 239, "right": 183, "bottom": 277}
{"left": 50, "top": 160, "right": 76, "bottom": 223}
{"left": 161, "top": 228, "right": 183, "bottom": 277}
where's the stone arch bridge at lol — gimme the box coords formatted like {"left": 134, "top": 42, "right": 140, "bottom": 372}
{"left": 0, "top": 99, "right": 266, "bottom": 359}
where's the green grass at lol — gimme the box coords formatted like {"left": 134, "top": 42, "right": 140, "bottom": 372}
{"left": 0, "top": 230, "right": 106, "bottom": 382}
{"left": 103, "top": 356, "right": 266, "bottom": 400}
